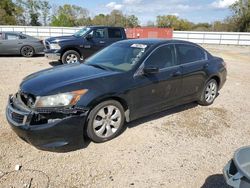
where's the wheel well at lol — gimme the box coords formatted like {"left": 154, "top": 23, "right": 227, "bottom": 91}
{"left": 210, "top": 76, "right": 220, "bottom": 87}
{"left": 92, "top": 97, "right": 128, "bottom": 111}
{"left": 61, "top": 48, "right": 81, "bottom": 58}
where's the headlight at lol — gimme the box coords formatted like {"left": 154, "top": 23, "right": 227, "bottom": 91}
{"left": 34, "top": 89, "right": 88, "bottom": 108}
{"left": 50, "top": 43, "right": 61, "bottom": 50}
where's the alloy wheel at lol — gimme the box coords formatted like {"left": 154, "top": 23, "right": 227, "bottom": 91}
{"left": 22, "top": 47, "right": 33, "bottom": 57}
{"left": 66, "top": 54, "right": 78, "bottom": 64}
{"left": 205, "top": 81, "right": 217, "bottom": 103}
{"left": 93, "top": 105, "right": 122, "bottom": 138}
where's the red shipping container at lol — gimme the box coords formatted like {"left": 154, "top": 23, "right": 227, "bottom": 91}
{"left": 125, "top": 27, "right": 173, "bottom": 39}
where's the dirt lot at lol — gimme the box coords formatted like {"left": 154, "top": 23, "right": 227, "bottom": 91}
{"left": 0, "top": 45, "right": 250, "bottom": 188}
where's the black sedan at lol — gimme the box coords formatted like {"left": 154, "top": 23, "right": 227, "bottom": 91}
{"left": 0, "top": 32, "right": 44, "bottom": 57}
{"left": 6, "top": 39, "right": 227, "bottom": 151}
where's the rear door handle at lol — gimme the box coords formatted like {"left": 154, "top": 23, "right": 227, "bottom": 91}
{"left": 172, "top": 70, "right": 182, "bottom": 77}
{"left": 204, "top": 63, "right": 209, "bottom": 68}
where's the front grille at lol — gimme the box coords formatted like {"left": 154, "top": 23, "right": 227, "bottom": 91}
{"left": 8, "top": 108, "right": 25, "bottom": 124}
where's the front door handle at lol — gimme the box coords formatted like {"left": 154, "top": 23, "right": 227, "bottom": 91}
{"left": 99, "top": 41, "right": 106, "bottom": 44}
{"left": 172, "top": 70, "right": 182, "bottom": 77}
{"left": 204, "top": 63, "right": 209, "bottom": 68}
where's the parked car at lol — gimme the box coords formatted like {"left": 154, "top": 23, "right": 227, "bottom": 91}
{"left": 223, "top": 146, "right": 250, "bottom": 188}
{"left": 44, "top": 26, "right": 127, "bottom": 64}
{"left": 0, "top": 32, "right": 44, "bottom": 57}
{"left": 6, "top": 39, "right": 227, "bottom": 151}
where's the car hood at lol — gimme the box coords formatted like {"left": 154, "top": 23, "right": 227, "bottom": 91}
{"left": 46, "top": 35, "right": 77, "bottom": 43}
{"left": 20, "top": 64, "right": 118, "bottom": 96}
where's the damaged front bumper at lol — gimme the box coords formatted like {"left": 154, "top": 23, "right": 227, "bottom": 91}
{"left": 6, "top": 94, "right": 89, "bottom": 152}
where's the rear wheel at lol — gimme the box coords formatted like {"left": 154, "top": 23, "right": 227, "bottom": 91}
{"left": 21, "top": 46, "right": 34, "bottom": 57}
{"left": 198, "top": 79, "right": 218, "bottom": 106}
{"left": 61, "top": 50, "right": 80, "bottom": 64}
{"left": 86, "top": 100, "right": 125, "bottom": 143}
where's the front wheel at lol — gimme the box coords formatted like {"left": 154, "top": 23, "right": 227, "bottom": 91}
{"left": 86, "top": 100, "right": 125, "bottom": 143}
{"left": 61, "top": 50, "right": 80, "bottom": 64}
{"left": 198, "top": 79, "right": 218, "bottom": 106}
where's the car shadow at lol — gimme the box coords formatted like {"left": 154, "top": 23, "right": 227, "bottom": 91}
{"left": 49, "top": 61, "right": 62, "bottom": 67}
{"left": 55, "top": 102, "right": 198, "bottom": 153}
{"left": 47, "top": 138, "right": 91, "bottom": 153}
{"left": 201, "top": 174, "right": 230, "bottom": 188}
{"left": 0, "top": 54, "right": 44, "bottom": 58}
{"left": 49, "top": 60, "right": 84, "bottom": 67}
{"left": 127, "top": 102, "right": 198, "bottom": 129}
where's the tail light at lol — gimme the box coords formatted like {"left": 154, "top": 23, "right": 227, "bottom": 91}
{"left": 222, "top": 60, "right": 227, "bottom": 69}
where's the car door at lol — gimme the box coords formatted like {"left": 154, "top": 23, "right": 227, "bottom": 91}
{"left": 131, "top": 44, "right": 183, "bottom": 119}
{"left": 0, "top": 33, "right": 22, "bottom": 54}
{"left": 175, "top": 44, "right": 208, "bottom": 101}
{"left": 83, "top": 28, "right": 108, "bottom": 58}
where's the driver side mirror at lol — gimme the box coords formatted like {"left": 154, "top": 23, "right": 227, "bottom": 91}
{"left": 85, "top": 34, "right": 93, "bottom": 40}
{"left": 143, "top": 66, "right": 159, "bottom": 75}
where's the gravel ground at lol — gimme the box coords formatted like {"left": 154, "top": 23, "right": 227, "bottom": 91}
{"left": 0, "top": 45, "right": 250, "bottom": 188}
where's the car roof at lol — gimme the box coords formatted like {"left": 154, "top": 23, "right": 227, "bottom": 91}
{"left": 1, "top": 31, "right": 25, "bottom": 35}
{"left": 86, "top": 26, "right": 124, "bottom": 29}
{"left": 116, "top": 38, "right": 199, "bottom": 46}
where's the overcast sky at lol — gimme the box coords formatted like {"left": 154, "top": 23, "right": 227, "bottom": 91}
{"left": 50, "top": 0, "right": 238, "bottom": 24}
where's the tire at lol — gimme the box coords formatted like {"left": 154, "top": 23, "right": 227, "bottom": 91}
{"left": 21, "top": 46, "right": 34, "bottom": 57}
{"left": 61, "top": 50, "right": 80, "bottom": 64}
{"left": 86, "top": 100, "right": 125, "bottom": 143}
{"left": 198, "top": 79, "right": 218, "bottom": 106}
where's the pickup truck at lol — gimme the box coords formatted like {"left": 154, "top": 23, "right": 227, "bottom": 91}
{"left": 44, "top": 26, "right": 127, "bottom": 64}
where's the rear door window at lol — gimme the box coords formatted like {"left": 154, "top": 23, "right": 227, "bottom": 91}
{"left": 108, "top": 28, "right": 122, "bottom": 39}
{"left": 176, "top": 44, "right": 206, "bottom": 64}
{"left": 5, "top": 33, "right": 20, "bottom": 40}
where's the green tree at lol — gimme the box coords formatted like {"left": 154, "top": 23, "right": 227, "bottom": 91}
{"left": 156, "top": 15, "right": 193, "bottom": 30}
{"left": 192, "top": 23, "right": 212, "bottom": 31}
{"left": 92, "top": 14, "right": 108, "bottom": 25}
{"left": 108, "top": 10, "right": 126, "bottom": 27}
{"left": 51, "top": 4, "right": 89, "bottom": 27}
{"left": 157, "top": 15, "right": 179, "bottom": 28}
{"left": 14, "top": 0, "right": 26, "bottom": 25}
{"left": 230, "top": 0, "right": 250, "bottom": 31}
{"left": 126, "top": 15, "right": 139, "bottom": 27}
{"left": 0, "top": 0, "right": 17, "bottom": 25}
{"left": 26, "top": 0, "right": 41, "bottom": 26}
{"left": 40, "top": 0, "right": 51, "bottom": 26}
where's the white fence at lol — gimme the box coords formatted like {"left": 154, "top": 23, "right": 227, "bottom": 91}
{"left": 0, "top": 26, "right": 79, "bottom": 38}
{"left": 1, "top": 25, "right": 250, "bottom": 46}
{"left": 173, "top": 31, "right": 250, "bottom": 46}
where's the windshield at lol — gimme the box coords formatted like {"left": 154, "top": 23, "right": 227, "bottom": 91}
{"left": 85, "top": 43, "right": 150, "bottom": 72}
{"left": 74, "top": 27, "right": 91, "bottom": 37}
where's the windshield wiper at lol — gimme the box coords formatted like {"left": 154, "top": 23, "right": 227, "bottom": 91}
{"left": 88, "top": 64, "right": 110, "bottom": 71}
